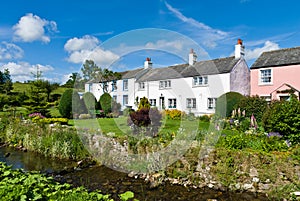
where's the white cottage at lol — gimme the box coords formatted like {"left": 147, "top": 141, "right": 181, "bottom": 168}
{"left": 85, "top": 39, "right": 250, "bottom": 116}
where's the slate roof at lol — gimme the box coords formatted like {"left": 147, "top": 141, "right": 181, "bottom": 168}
{"left": 137, "top": 56, "right": 240, "bottom": 82}
{"left": 251, "top": 46, "right": 300, "bottom": 69}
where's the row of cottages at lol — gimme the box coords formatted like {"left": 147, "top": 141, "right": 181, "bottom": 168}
{"left": 250, "top": 46, "right": 300, "bottom": 101}
{"left": 85, "top": 40, "right": 250, "bottom": 116}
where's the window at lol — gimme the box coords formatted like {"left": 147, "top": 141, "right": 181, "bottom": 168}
{"left": 88, "top": 84, "right": 93, "bottom": 92}
{"left": 123, "top": 79, "right": 128, "bottom": 91}
{"left": 193, "top": 76, "right": 208, "bottom": 86}
{"left": 123, "top": 95, "right": 128, "bottom": 106}
{"left": 113, "top": 95, "right": 117, "bottom": 102}
{"left": 159, "top": 80, "right": 171, "bottom": 89}
{"left": 208, "top": 98, "right": 217, "bottom": 109}
{"left": 150, "top": 99, "right": 156, "bottom": 106}
{"left": 102, "top": 82, "right": 108, "bottom": 92}
{"left": 186, "top": 98, "right": 196, "bottom": 109}
{"left": 111, "top": 81, "right": 117, "bottom": 91}
{"left": 260, "top": 69, "right": 272, "bottom": 84}
{"left": 138, "top": 82, "right": 145, "bottom": 90}
{"left": 168, "top": 98, "right": 177, "bottom": 108}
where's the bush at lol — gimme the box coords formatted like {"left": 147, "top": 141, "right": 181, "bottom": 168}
{"left": 165, "top": 109, "right": 185, "bottom": 120}
{"left": 215, "top": 92, "right": 244, "bottom": 118}
{"left": 59, "top": 89, "right": 86, "bottom": 119}
{"left": 83, "top": 92, "right": 98, "bottom": 116}
{"left": 99, "top": 93, "right": 112, "bottom": 115}
{"left": 235, "top": 95, "right": 267, "bottom": 122}
{"left": 128, "top": 107, "right": 162, "bottom": 137}
{"left": 198, "top": 115, "right": 211, "bottom": 122}
{"left": 138, "top": 97, "right": 150, "bottom": 110}
{"left": 262, "top": 95, "right": 300, "bottom": 144}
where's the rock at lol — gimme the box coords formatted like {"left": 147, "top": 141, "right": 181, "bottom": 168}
{"left": 243, "top": 183, "right": 253, "bottom": 190}
{"left": 235, "top": 183, "right": 241, "bottom": 190}
{"left": 4, "top": 152, "right": 10, "bottom": 157}
{"left": 258, "top": 183, "right": 270, "bottom": 190}
{"left": 252, "top": 177, "right": 260, "bottom": 183}
{"left": 208, "top": 183, "right": 214, "bottom": 188}
{"left": 249, "top": 168, "right": 258, "bottom": 177}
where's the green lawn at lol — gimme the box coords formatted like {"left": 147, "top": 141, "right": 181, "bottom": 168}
{"left": 70, "top": 117, "right": 210, "bottom": 137}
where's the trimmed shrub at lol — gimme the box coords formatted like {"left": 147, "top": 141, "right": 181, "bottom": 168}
{"left": 215, "top": 92, "right": 244, "bottom": 118}
{"left": 59, "top": 89, "right": 86, "bottom": 119}
{"left": 99, "top": 93, "right": 112, "bottom": 115}
{"left": 82, "top": 92, "right": 98, "bottom": 116}
{"left": 165, "top": 109, "right": 185, "bottom": 120}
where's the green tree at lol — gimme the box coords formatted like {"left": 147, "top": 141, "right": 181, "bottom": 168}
{"left": 81, "top": 60, "right": 101, "bottom": 81}
{"left": 0, "top": 69, "right": 13, "bottom": 94}
{"left": 63, "top": 72, "right": 82, "bottom": 88}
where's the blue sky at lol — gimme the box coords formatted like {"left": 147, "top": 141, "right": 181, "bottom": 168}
{"left": 0, "top": 0, "right": 300, "bottom": 83}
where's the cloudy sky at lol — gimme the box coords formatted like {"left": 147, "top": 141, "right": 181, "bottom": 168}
{"left": 0, "top": 0, "right": 299, "bottom": 83}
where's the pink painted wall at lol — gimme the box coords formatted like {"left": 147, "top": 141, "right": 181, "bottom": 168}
{"left": 250, "top": 64, "right": 300, "bottom": 98}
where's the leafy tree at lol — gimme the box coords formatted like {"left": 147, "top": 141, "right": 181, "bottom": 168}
{"left": 43, "top": 81, "right": 59, "bottom": 102}
{"left": 262, "top": 95, "right": 300, "bottom": 144}
{"left": 63, "top": 72, "right": 82, "bottom": 88}
{"left": 215, "top": 92, "right": 244, "bottom": 118}
{"left": 81, "top": 60, "right": 121, "bottom": 92}
{"left": 0, "top": 69, "right": 13, "bottom": 94}
{"left": 81, "top": 60, "right": 101, "bottom": 81}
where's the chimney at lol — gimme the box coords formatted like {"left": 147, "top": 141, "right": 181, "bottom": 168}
{"left": 235, "top": 39, "right": 245, "bottom": 59}
{"left": 189, "top": 49, "right": 197, "bottom": 65}
{"left": 144, "top": 57, "right": 152, "bottom": 69}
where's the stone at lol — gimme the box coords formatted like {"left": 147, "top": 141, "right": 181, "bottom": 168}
{"left": 235, "top": 183, "right": 241, "bottom": 190}
{"left": 252, "top": 177, "right": 260, "bottom": 183}
{"left": 249, "top": 168, "right": 258, "bottom": 177}
{"left": 258, "top": 183, "right": 270, "bottom": 190}
{"left": 243, "top": 183, "right": 253, "bottom": 190}
{"left": 208, "top": 183, "right": 214, "bottom": 188}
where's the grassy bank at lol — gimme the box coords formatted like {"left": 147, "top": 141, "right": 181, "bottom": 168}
{"left": 0, "top": 162, "right": 138, "bottom": 201}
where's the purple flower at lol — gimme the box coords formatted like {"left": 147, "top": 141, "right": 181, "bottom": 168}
{"left": 267, "top": 132, "right": 282, "bottom": 138}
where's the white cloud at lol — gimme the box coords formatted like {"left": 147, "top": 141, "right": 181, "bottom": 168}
{"left": 164, "top": 1, "right": 228, "bottom": 48}
{"left": 0, "top": 62, "right": 54, "bottom": 82}
{"left": 245, "top": 41, "right": 280, "bottom": 60}
{"left": 13, "top": 13, "right": 58, "bottom": 43}
{"left": 0, "top": 42, "right": 24, "bottom": 60}
{"left": 145, "top": 40, "right": 183, "bottom": 50}
{"left": 64, "top": 35, "right": 120, "bottom": 67}
{"left": 64, "top": 35, "right": 99, "bottom": 52}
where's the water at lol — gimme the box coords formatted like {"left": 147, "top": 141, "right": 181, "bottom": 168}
{"left": 0, "top": 146, "right": 268, "bottom": 201}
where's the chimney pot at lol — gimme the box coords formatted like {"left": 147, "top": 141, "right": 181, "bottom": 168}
{"left": 189, "top": 49, "right": 197, "bottom": 65}
{"left": 235, "top": 39, "right": 245, "bottom": 59}
{"left": 144, "top": 57, "right": 152, "bottom": 69}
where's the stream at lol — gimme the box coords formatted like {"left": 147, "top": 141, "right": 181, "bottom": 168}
{"left": 0, "top": 146, "right": 269, "bottom": 201}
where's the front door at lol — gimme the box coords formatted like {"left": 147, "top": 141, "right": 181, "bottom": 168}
{"left": 159, "top": 96, "right": 165, "bottom": 110}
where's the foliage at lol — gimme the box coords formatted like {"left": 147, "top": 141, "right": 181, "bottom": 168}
{"left": 217, "top": 129, "right": 289, "bottom": 152}
{"left": 99, "top": 93, "right": 113, "bottom": 115}
{"left": 262, "top": 95, "right": 300, "bottom": 144}
{"left": 0, "top": 68, "right": 13, "bottom": 94}
{"left": 198, "top": 114, "right": 211, "bottom": 122}
{"left": 83, "top": 92, "right": 99, "bottom": 116}
{"left": 128, "top": 107, "right": 162, "bottom": 137}
{"left": 164, "top": 109, "right": 185, "bottom": 120}
{"left": 63, "top": 72, "right": 81, "bottom": 88}
{"left": 138, "top": 97, "right": 151, "bottom": 110}
{"left": 0, "top": 118, "right": 89, "bottom": 160}
{"left": 215, "top": 92, "right": 244, "bottom": 118}
{"left": 59, "top": 89, "right": 73, "bottom": 118}
{"left": 0, "top": 162, "right": 113, "bottom": 201}
{"left": 235, "top": 95, "right": 268, "bottom": 122}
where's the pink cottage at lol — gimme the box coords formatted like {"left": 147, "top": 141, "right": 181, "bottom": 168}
{"left": 250, "top": 47, "right": 300, "bottom": 101}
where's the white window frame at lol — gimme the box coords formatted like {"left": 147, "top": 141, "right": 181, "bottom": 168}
{"left": 150, "top": 99, "right": 156, "bottom": 106}
{"left": 123, "top": 79, "right": 128, "bottom": 91}
{"left": 207, "top": 98, "right": 217, "bottom": 109}
{"left": 138, "top": 82, "right": 145, "bottom": 90}
{"left": 259, "top": 69, "right": 273, "bottom": 85}
{"left": 113, "top": 95, "right": 117, "bottom": 102}
{"left": 186, "top": 98, "right": 196, "bottom": 109}
{"left": 193, "top": 76, "right": 208, "bottom": 87}
{"left": 159, "top": 80, "right": 171, "bottom": 89}
{"left": 168, "top": 98, "right": 177, "bottom": 109}
{"left": 123, "top": 95, "right": 128, "bottom": 106}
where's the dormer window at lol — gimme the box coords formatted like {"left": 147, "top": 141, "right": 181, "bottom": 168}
{"left": 193, "top": 76, "right": 208, "bottom": 86}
